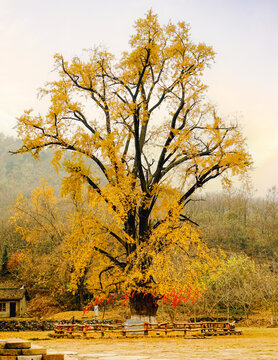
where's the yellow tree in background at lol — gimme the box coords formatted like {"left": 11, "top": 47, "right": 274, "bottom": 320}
{"left": 10, "top": 181, "right": 67, "bottom": 297}
{"left": 14, "top": 11, "right": 252, "bottom": 320}
{"left": 10, "top": 180, "right": 95, "bottom": 308}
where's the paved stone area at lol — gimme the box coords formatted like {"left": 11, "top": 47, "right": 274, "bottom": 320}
{"left": 1, "top": 333, "right": 278, "bottom": 359}
{"left": 35, "top": 335, "right": 278, "bottom": 360}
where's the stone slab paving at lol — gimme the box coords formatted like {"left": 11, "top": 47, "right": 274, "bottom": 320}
{"left": 78, "top": 355, "right": 150, "bottom": 360}
{"left": 0, "top": 350, "right": 22, "bottom": 356}
{"left": 28, "top": 331, "right": 278, "bottom": 360}
{"left": 0, "top": 340, "right": 64, "bottom": 360}
{"left": 17, "top": 356, "right": 42, "bottom": 360}
{"left": 78, "top": 354, "right": 118, "bottom": 358}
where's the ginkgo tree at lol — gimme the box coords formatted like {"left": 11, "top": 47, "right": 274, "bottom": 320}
{"left": 14, "top": 10, "right": 252, "bottom": 321}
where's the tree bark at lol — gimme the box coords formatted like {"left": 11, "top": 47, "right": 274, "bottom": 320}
{"left": 129, "top": 291, "right": 158, "bottom": 323}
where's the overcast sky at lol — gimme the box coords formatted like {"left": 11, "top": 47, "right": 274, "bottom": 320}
{"left": 0, "top": 0, "right": 277, "bottom": 196}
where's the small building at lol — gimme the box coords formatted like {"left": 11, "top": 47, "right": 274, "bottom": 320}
{"left": 0, "top": 287, "right": 28, "bottom": 318}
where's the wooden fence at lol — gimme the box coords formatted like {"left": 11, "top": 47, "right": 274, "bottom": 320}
{"left": 51, "top": 321, "right": 242, "bottom": 338}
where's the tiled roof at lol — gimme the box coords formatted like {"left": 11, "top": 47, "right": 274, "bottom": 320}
{"left": 0, "top": 288, "right": 26, "bottom": 300}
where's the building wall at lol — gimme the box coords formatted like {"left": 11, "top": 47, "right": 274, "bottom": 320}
{"left": 0, "top": 301, "right": 9, "bottom": 318}
{"left": 0, "top": 299, "right": 26, "bottom": 318}
{"left": 19, "top": 297, "right": 27, "bottom": 315}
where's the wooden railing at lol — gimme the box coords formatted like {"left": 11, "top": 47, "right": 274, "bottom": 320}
{"left": 51, "top": 321, "right": 242, "bottom": 338}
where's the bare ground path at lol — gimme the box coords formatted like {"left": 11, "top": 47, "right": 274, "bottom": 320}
{"left": 1, "top": 328, "right": 278, "bottom": 360}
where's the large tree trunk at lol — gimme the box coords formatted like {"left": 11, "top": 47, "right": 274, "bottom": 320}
{"left": 129, "top": 291, "right": 158, "bottom": 323}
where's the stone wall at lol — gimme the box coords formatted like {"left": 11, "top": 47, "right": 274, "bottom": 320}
{"left": 0, "top": 319, "right": 113, "bottom": 331}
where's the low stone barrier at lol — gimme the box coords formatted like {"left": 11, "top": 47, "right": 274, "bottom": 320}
{"left": 0, "top": 319, "right": 112, "bottom": 332}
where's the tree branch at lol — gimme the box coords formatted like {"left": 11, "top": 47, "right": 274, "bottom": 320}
{"left": 94, "top": 246, "right": 126, "bottom": 269}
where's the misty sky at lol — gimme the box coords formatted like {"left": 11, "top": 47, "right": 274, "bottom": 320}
{"left": 0, "top": 0, "right": 277, "bottom": 196}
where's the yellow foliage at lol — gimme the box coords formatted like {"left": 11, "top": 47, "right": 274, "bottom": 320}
{"left": 13, "top": 10, "right": 252, "bottom": 307}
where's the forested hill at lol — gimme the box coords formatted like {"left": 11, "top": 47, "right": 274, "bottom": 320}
{"left": 186, "top": 189, "right": 278, "bottom": 258}
{"left": 0, "top": 133, "right": 63, "bottom": 212}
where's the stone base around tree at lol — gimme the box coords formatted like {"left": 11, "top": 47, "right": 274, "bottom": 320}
{"left": 130, "top": 314, "right": 157, "bottom": 324}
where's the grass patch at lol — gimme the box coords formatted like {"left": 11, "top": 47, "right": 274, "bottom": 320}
{"left": 240, "top": 327, "right": 278, "bottom": 338}
{"left": 0, "top": 331, "right": 51, "bottom": 340}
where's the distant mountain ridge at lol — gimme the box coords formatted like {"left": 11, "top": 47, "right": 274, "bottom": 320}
{"left": 0, "top": 133, "right": 63, "bottom": 213}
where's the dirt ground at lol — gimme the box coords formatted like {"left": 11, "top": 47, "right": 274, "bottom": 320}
{"left": 1, "top": 328, "right": 278, "bottom": 359}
